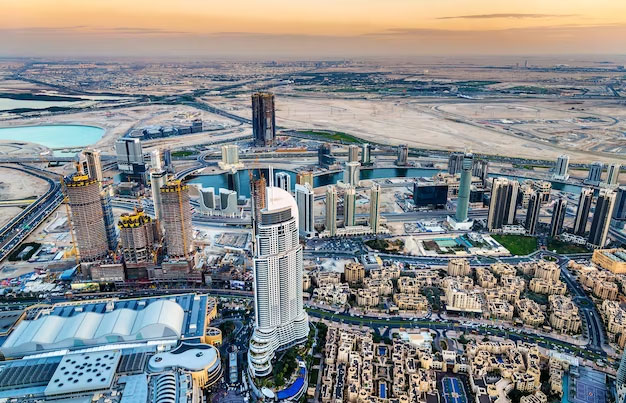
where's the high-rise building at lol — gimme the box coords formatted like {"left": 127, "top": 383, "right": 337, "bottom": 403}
{"left": 295, "top": 183, "right": 314, "bottom": 238}
{"left": 344, "top": 161, "right": 360, "bottom": 187}
{"left": 275, "top": 171, "right": 291, "bottom": 193}
{"left": 82, "top": 148, "right": 103, "bottom": 182}
{"left": 318, "top": 143, "right": 335, "bottom": 168}
{"left": 361, "top": 143, "right": 372, "bottom": 165}
{"left": 115, "top": 138, "right": 146, "bottom": 183}
{"left": 296, "top": 171, "right": 314, "bottom": 188}
{"left": 573, "top": 188, "right": 594, "bottom": 236}
{"left": 606, "top": 163, "right": 621, "bottom": 186}
{"left": 150, "top": 170, "right": 168, "bottom": 221}
{"left": 160, "top": 180, "right": 193, "bottom": 259}
{"left": 613, "top": 187, "right": 626, "bottom": 229}
{"left": 524, "top": 190, "right": 541, "bottom": 236}
{"left": 344, "top": 262, "right": 365, "bottom": 284}
{"left": 252, "top": 92, "right": 275, "bottom": 147}
{"left": 617, "top": 347, "right": 626, "bottom": 403}
{"left": 118, "top": 208, "right": 159, "bottom": 265}
{"left": 413, "top": 183, "right": 448, "bottom": 209}
{"left": 194, "top": 185, "right": 217, "bottom": 213}
{"left": 162, "top": 149, "right": 173, "bottom": 173}
{"left": 250, "top": 176, "right": 267, "bottom": 224}
{"left": 396, "top": 144, "right": 409, "bottom": 166}
{"left": 448, "top": 153, "right": 464, "bottom": 175}
{"left": 325, "top": 186, "right": 338, "bottom": 236}
{"left": 370, "top": 183, "right": 382, "bottom": 233}
{"left": 248, "top": 186, "right": 309, "bottom": 377}
{"left": 552, "top": 154, "right": 570, "bottom": 181}
{"left": 550, "top": 198, "right": 567, "bottom": 238}
{"left": 344, "top": 186, "right": 356, "bottom": 227}
{"left": 588, "top": 189, "right": 616, "bottom": 248}
{"left": 151, "top": 149, "right": 163, "bottom": 171}
{"left": 348, "top": 145, "right": 360, "bottom": 162}
{"left": 219, "top": 145, "right": 242, "bottom": 170}
{"left": 487, "top": 178, "right": 519, "bottom": 231}
{"left": 455, "top": 152, "right": 473, "bottom": 223}
{"left": 65, "top": 176, "right": 109, "bottom": 262}
{"left": 100, "top": 187, "right": 117, "bottom": 251}
{"left": 220, "top": 188, "right": 239, "bottom": 216}
{"left": 472, "top": 159, "right": 489, "bottom": 186}
{"left": 586, "top": 162, "right": 603, "bottom": 185}
{"left": 531, "top": 181, "right": 552, "bottom": 204}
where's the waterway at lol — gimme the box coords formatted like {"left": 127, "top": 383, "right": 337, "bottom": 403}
{"left": 187, "top": 166, "right": 585, "bottom": 197}
{"left": 0, "top": 125, "right": 105, "bottom": 149}
{"left": 0, "top": 98, "right": 86, "bottom": 111}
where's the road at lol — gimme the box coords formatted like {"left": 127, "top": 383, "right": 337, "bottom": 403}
{"left": 0, "top": 164, "right": 64, "bottom": 262}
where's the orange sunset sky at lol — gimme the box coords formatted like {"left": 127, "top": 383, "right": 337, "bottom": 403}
{"left": 1, "top": 0, "right": 626, "bottom": 57}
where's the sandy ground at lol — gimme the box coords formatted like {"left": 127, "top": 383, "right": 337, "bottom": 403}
{"left": 208, "top": 94, "right": 625, "bottom": 163}
{"left": 0, "top": 167, "right": 49, "bottom": 200}
{"left": 0, "top": 206, "right": 23, "bottom": 229}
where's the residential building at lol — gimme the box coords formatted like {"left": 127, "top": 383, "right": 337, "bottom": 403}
{"left": 361, "top": 143, "right": 372, "bottom": 165}
{"left": 82, "top": 148, "right": 103, "bottom": 182}
{"left": 348, "top": 144, "right": 360, "bottom": 162}
{"left": 118, "top": 208, "right": 159, "bottom": 265}
{"left": 326, "top": 185, "right": 338, "bottom": 236}
{"left": 344, "top": 186, "right": 356, "bottom": 227}
{"left": 344, "top": 262, "right": 365, "bottom": 285}
{"left": 295, "top": 183, "right": 315, "bottom": 238}
{"left": 550, "top": 198, "right": 567, "bottom": 238}
{"left": 606, "top": 163, "right": 621, "bottom": 186}
{"left": 588, "top": 188, "right": 616, "bottom": 248}
{"left": 524, "top": 190, "right": 541, "bottom": 235}
{"left": 160, "top": 180, "right": 193, "bottom": 259}
{"left": 344, "top": 161, "right": 360, "bottom": 186}
{"left": 552, "top": 154, "right": 569, "bottom": 181}
{"left": 488, "top": 177, "right": 519, "bottom": 231}
{"left": 586, "top": 161, "right": 603, "bottom": 185}
{"left": 573, "top": 188, "right": 593, "bottom": 236}
{"left": 370, "top": 183, "right": 382, "bottom": 233}
{"left": 252, "top": 92, "right": 275, "bottom": 146}
{"left": 275, "top": 171, "right": 291, "bottom": 193}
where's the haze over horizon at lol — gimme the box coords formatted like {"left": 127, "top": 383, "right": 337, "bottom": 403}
{"left": 2, "top": 0, "right": 626, "bottom": 58}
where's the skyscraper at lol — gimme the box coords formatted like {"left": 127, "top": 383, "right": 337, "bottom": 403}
{"left": 344, "top": 186, "right": 356, "bottom": 227}
{"left": 118, "top": 208, "right": 159, "bottom": 265}
{"left": 586, "top": 161, "right": 603, "bottom": 185}
{"left": 344, "top": 161, "right": 360, "bottom": 187}
{"left": 115, "top": 138, "right": 146, "bottom": 183}
{"left": 448, "top": 153, "right": 464, "bottom": 175}
{"left": 65, "top": 176, "right": 109, "bottom": 262}
{"left": 617, "top": 347, "right": 626, "bottom": 403}
{"left": 370, "top": 183, "right": 382, "bottom": 233}
{"left": 606, "top": 163, "right": 621, "bottom": 186}
{"left": 552, "top": 154, "right": 570, "bottom": 181}
{"left": 150, "top": 170, "right": 168, "bottom": 221}
{"left": 160, "top": 180, "right": 193, "bottom": 259}
{"left": 82, "top": 148, "right": 103, "bottom": 182}
{"left": 455, "top": 152, "right": 473, "bottom": 223}
{"left": 318, "top": 143, "right": 335, "bottom": 168}
{"left": 588, "top": 188, "right": 616, "bottom": 248}
{"left": 100, "top": 187, "right": 117, "bottom": 251}
{"left": 348, "top": 145, "right": 360, "bottom": 162}
{"left": 396, "top": 144, "right": 409, "bottom": 166}
{"left": 250, "top": 175, "right": 267, "bottom": 224}
{"left": 252, "top": 92, "right": 275, "bottom": 147}
{"left": 487, "top": 178, "right": 519, "bottom": 231}
{"left": 361, "top": 143, "right": 372, "bottom": 165}
{"left": 219, "top": 144, "right": 242, "bottom": 170}
{"left": 613, "top": 187, "right": 626, "bottom": 229}
{"left": 296, "top": 171, "right": 314, "bottom": 188}
{"left": 295, "top": 183, "right": 314, "bottom": 238}
{"left": 325, "top": 185, "right": 337, "bottom": 236}
{"left": 524, "top": 190, "right": 541, "bottom": 236}
{"left": 248, "top": 186, "right": 309, "bottom": 377}
{"left": 275, "top": 171, "right": 291, "bottom": 193}
{"left": 573, "top": 188, "right": 594, "bottom": 236}
{"left": 162, "top": 149, "right": 173, "bottom": 173}
{"left": 550, "top": 198, "right": 567, "bottom": 238}
{"left": 151, "top": 149, "right": 163, "bottom": 171}
{"left": 472, "top": 159, "right": 489, "bottom": 186}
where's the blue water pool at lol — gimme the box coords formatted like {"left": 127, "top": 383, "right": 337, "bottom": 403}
{"left": 0, "top": 125, "right": 104, "bottom": 149}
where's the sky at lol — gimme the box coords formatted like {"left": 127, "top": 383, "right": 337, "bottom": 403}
{"left": 1, "top": 0, "right": 626, "bottom": 58}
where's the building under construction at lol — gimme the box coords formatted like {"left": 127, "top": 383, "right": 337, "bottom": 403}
{"left": 250, "top": 175, "right": 267, "bottom": 224}
{"left": 252, "top": 92, "right": 275, "bottom": 146}
{"left": 118, "top": 208, "right": 160, "bottom": 266}
{"left": 160, "top": 180, "right": 193, "bottom": 259}
{"left": 65, "top": 175, "right": 109, "bottom": 262}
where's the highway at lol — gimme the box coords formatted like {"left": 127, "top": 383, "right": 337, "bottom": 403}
{"left": 0, "top": 164, "right": 64, "bottom": 261}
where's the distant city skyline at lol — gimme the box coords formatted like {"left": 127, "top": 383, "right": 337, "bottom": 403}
{"left": 2, "top": 0, "right": 626, "bottom": 57}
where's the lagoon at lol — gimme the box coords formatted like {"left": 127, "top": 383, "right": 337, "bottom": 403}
{"left": 0, "top": 125, "right": 104, "bottom": 149}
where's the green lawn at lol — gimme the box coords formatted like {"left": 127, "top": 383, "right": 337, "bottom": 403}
{"left": 171, "top": 150, "right": 196, "bottom": 157}
{"left": 491, "top": 234, "right": 538, "bottom": 256}
{"left": 298, "top": 130, "right": 364, "bottom": 144}
{"left": 547, "top": 239, "right": 589, "bottom": 254}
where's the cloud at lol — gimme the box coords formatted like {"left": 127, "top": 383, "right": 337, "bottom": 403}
{"left": 437, "top": 13, "right": 577, "bottom": 20}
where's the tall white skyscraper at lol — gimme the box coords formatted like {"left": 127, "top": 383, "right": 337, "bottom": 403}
{"left": 275, "top": 171, "right": 291, "bottom": 193}
{"left": 82, "top": 148, "right": 103, "bottom": 182}
{"left": 585, "top": 161, "right": 603, "bottom": 185}
{"left": 150, "top": 170, "right": 167, "bottom": 222}
{"left": 295, "top": 183, "right": 314, "bottom": 237}
{"left": 370, "top": 183, "right": 382, "bottom": 233}
{"left": 325, "top": 185, "right": 338, "bottom": 237}
{"left": 348, "top": 145, "right": 360, "bottom": 162}
{"left": 343, "top": 161, "right": 360, "bottom": 187}
{"left": 588, "top": 188, "right": 616, "bottom": 248}
{"left": 552, "top": 154, "right": 570, "bottom": 181}
{"left": 606, "top": 163, "right": 621, "bottom": 186}
{"left": 248, "top": 185, "right": 309, "bottom": 377}
{"left": 344, "top": 186, "right": 356, "bottom": 227}
{"left": 151, "top": 149, "right": 163, "bottom": 171}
